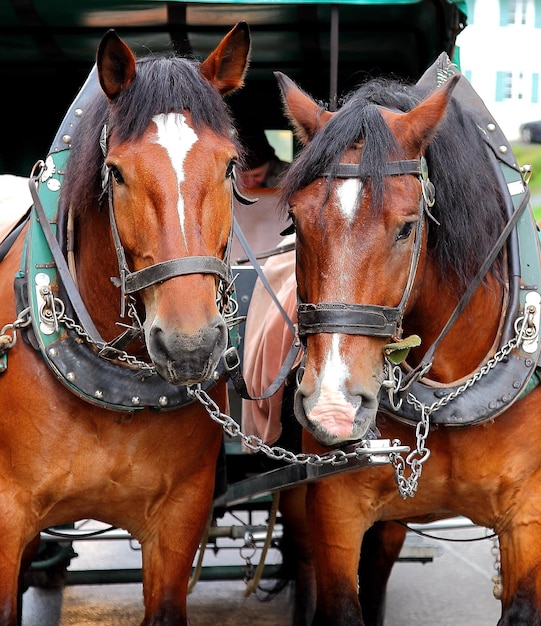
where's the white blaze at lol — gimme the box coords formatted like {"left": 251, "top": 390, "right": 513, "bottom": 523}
{"left": 320, "top": 333, "right": 349, "bottom": 397}
{"left": 336, "top": 178, "right": 362, "bottom": 221}
{"left": 152, "top": 113, "right": 198, "bottom": 247}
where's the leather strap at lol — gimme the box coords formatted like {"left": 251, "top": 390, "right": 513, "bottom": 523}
{"left": 233, "top": 218, "right": 296, "bottom": 336}
{"left": 125, "top": 256, "right": 230, "bottom": 293}
{"left": 298, "top": 302, "right": 401, "bottom": 338}
{"left": 225, "top": 218, "right": 300, "bottom": 400}
{"left": 224, "top": 340, "right": 301, "bottom": 401}
{"left": 323, "top": 159, "right": 422, "bottom": 179}
{"left": 402, "top": 186, "right": 532, "bottom": 387}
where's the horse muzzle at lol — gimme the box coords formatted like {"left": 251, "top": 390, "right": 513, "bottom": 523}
{"left": 293, "top": 382, "right": 379, "bottom": 446}
{"left": 148, "top": 315, "right": 228, "bottom": 385}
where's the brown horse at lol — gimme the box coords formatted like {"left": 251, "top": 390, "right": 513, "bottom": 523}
{"left": 0, "top": 24, "right": 250, "bottom": 625}
{"left": 271, "top": 59, "right": 541, "bottom": 625}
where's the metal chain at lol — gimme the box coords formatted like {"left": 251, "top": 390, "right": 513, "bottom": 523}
{"left": 186, "top": 384, "right": 403, "bottom": 467}
{"left": 406, "top": 313, "right": 527, "bottom": 415}
{"left": 0, "top": 307, "right": 32, "bottom": 354}
{"left": 59, "top": 306, "right": 156, "bottom": 372}
{"left": 39, "top": 287, "right": 240, "bottom": 373}
{"left": 389, "top": 404, "right": 431, "bottom": 499}
{"left": 388, "top": 313, "right": 529, "bottom": 499}
{"left": 491, "top": 534, "right": 503, "bottom": 599}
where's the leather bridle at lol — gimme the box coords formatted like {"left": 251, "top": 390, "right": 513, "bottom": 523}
{"left": 297, "top": 157, "right": 432, "bottom": 342}
{"left": 100, "top": 124, "right": 248, "bottom": 319}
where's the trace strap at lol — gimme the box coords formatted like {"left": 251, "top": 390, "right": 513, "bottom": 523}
{"left": 401, "top": 185, "right": 532, "bottom": 388}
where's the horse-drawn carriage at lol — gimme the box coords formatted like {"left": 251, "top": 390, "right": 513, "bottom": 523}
{"left": 4, "top": 1, "right": 541, "bottom": 624}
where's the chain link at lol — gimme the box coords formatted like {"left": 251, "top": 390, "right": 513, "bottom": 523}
{"left": 59, "top": 308, "right": 156, "bottom": 372}
{"left": 491, "top": 534, "right": 503, "bottom": 599}
{"left": 0, "top": 307, "right": 32, "bottom": 355}
{"left": 187, "top": 384, "right": 403, "bottom": 467}
{"left": 389, "top": 313, "right": 529, "bottom": 498}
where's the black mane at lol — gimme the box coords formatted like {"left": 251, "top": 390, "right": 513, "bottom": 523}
{"left": 60, "top": 54, "right": 235, "bottom": 215}
{"left": 282, "top": 77, "right": 507, "bottom": 288}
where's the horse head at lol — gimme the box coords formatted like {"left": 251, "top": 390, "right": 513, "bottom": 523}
{"left": 276, "top": 72, "right": 460, "bottom": 446}
{"left": 63, "top": 25, "right": 250, "bottom": 386}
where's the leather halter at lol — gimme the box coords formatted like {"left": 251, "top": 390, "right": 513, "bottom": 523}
{"left": 297, "top": 158, "right": 429, "bottom": 341}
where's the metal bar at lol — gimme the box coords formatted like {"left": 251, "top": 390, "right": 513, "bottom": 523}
{"left": 408, "top": 516, "right": 480, "bottom": 532}
{"left": 329, "top": 4, "right": 339, "bottom": 111}
{"left": 40, "top": 524, "right": 271, "bottom": 543}
{"left": 46, "top": 564, "right": 284, "bottom": 587}
{"left": 214, "top": 440, "right": 409, "bottom": 509}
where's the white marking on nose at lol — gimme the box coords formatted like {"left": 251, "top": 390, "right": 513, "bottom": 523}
{"left": 152, "top": 113, "right": 198, "bottom": 247}
{"left": 321, "top": 333, "right": 349, "bottom": 392}
{"left": 337, "top": 178, "right": 362, "bottom": 221}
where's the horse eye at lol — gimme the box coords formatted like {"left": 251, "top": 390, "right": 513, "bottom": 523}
{"left": 396, "top": 221, "right": 415, "bottom": 242}
{"left": 225, "top": 159, "right": 236, "bottom": 179}
{"left": 109, "top": 166, "right": 124, "bottom": 185}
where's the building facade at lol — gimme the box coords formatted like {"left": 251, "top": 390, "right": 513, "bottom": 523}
{"left": 457, "top": 0, "right": 541, "bottom": 139}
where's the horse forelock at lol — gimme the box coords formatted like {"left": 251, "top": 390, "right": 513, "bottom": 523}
{"left": 281, "top": 82, "right": 407, "bottom": 215}
{"left": 60, "top": 54, "right": 235, "bottom": 217}
{"left": 282, "top": 77, "right": 507, "bottom": 289}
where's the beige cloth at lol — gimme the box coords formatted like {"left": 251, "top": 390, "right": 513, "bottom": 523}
{"left": 241, "top": 235, "right": 299, "bottom": 446}
{"left": 0, "top": 175, "right": 32, "bottom": 240}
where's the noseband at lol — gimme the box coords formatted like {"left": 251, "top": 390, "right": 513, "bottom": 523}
{"left": 297, "top": 157, "right": 433, "bottom": 341}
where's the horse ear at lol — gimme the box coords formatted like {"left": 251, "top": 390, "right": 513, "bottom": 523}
{"left": 275, "top": 72, "right": 334, "bottom": 145}
{"left": 199, "top": 22, "right": 251, "bottom": 95}
{"left": 97, "top": 30, "right": 137, "bottom": 101}
{"left": 380, "top": 74, "right": 460, "bottom": 155}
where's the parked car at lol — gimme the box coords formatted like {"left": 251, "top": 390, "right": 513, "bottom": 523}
{"left": 520, "top": 120, "right": 541, "bottom": 143}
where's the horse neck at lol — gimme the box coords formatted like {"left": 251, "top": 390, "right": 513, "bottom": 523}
{"left": 404, "top": 259, "right": 504, "bottom": 383}
{"left": 74, "top": 204, "right": 125, "bottom": 340}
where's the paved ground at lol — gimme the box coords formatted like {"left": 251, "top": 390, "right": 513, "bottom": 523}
{"left": 21, "top": 518, "right": 502, "bottom": 625}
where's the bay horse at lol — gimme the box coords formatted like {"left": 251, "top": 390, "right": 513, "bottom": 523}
{"left": 272, "top": 59, "right": 541, "bottom": 625}
{"left": 0, "top": 24, "right": 250, "bottom": 625}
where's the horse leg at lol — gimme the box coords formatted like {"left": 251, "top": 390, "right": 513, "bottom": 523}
{"left": 139, "top": 485, "right": 216, "bottom": 626}
{"left": 17, "top": 533, "right": 40, "bottom": 623}
{"left": 279, "top": 485, "right": 316, "bottom": 626}
{"left": 358, "top": 521, "right": 407, "bottom": 626}
{"left": 0, "top": 526, "right": 34, "bottom": 625}
{"left": 307, "top": 476, "right": 367, "bottom": 626}
{"left": 497, "top": 522, "right": 541, "bottom": 625}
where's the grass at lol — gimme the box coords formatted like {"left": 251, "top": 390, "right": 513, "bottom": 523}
{"left": 511, "top": 142, "right": 541, "bottom": 221}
